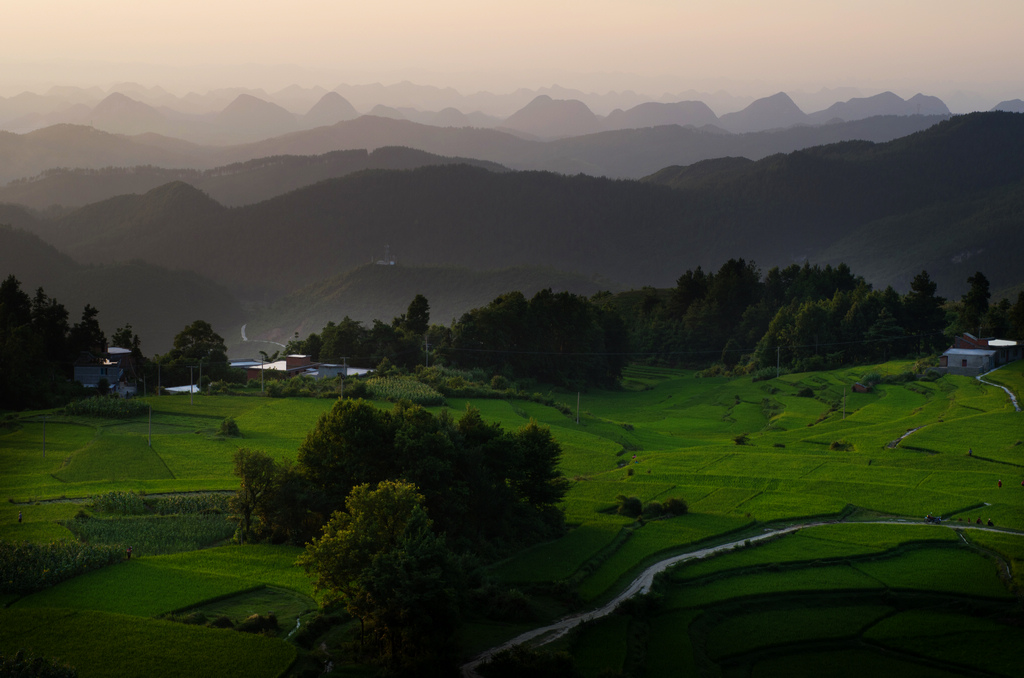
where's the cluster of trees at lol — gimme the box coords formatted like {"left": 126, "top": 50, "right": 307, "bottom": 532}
{"left": 623, "top": 260, "right": 1024, "bottom": 373}
{"left": 0, "top": 275, "right": 135, "bottom": 409}
{"left": 231, "top": 399, "right": 569, "bottom": 669}
{"left": 441, "top": 289, "right": 628, "bottom": 390}
{"left": 283, "top": 294, "right": 434, "bottom": 374}
{"left": 232, "top": 399, "right": 568, "bottom": 552}
{"left": 286, "top": 290, "right": 628, "bottom": 389}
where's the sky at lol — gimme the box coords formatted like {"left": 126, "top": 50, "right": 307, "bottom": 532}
{"left": 3, "top": 0, "right": 1022, "bottom": 106}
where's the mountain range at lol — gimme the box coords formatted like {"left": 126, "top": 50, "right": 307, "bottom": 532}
{"left": 0, "top": 111, "right": 947, "bottom": 190}
{"left": 1, "top": 88, "right": 950, "bottom": 143}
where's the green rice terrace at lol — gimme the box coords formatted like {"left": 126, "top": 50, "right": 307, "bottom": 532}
{"left": 2, "top": 359, "right": 1023, "bottom": 677}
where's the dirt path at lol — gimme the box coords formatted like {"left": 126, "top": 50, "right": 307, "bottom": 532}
{"left": 459, "top": 519, "right": 1022, "bottom": 677}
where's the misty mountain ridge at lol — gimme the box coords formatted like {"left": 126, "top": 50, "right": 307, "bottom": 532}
{"left": 0, "top": 146, "right": 508, "bottom": 210}
{"left": 1, "top": 84, "right": 957, "bottom": 141}
{"left": 9, "top": 112, "right": 1022, "bottom": 307}
{"left": 0, "top": 110, "right": 949, "bottom": 196}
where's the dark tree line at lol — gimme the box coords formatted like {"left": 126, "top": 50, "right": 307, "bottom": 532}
{"left": 620, "top": 260, "right": 1023, "bottom": 372}
{"left": 286, "top": 290, "right": 629, "bottom": 390}
{"left": 0, "top": 275, "right": 111, "bottom": 409}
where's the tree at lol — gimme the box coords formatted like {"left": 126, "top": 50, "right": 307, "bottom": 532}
{"left": 402, "top": 294, "right": 431, "bottom": 336}
{"left": 111, "top": 323, "right": 143, "bottom": 362}
{"left": 171, "top": 320, "right": 226, "bottom": 362}
{"left": 229, "top": 448, "right": 280, "bottom": 544}
{"left": 298, "top": 479, "right": 463, "bottom": 669}
{"left": 902, "top": 270, "right": 945, "bottom": 353}
{"left": 961, "top": 271, "right": 990, "bottom": 335}
{"left": 67, "top": 304, "right": 106, "bottom": 356}
{"left": 1010, "top": 291, "right": 1024, "bottom": 341}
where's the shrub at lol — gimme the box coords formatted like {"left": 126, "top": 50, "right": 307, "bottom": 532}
{"left": 829, "top": 440, "right": 853, "bottom": 451}
{"left": 661, "top": 497, "right": 688, "bottom": 516}
{"left": 490, "top": 375, "right": 509, "bottom": 390}
{"left": 797, "top": 386, "right": 814, "bottom": 397}
{"left": 343, "top": 379, "right": 369, "bottom": 399}
{"left": 733, "top": 433, "right": 749, "bottom": 445}
{"left": 236, "top": 613, "right": 278, "bottom": 634}
{"left": 861, "top": 372, "right": 881, "bottom": 386}
{"left": 615, "top": 495, "right": 642, "bottom": 518}
{"left": 219, "top": 416, "right": 241, "bottom": 437}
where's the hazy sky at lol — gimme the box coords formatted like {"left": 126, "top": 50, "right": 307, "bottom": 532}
{"left": 4, "top": 0, "right": 1022, "bottom": 101}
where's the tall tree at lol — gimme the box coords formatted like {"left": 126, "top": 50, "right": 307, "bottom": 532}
{"left": 229, "top": 448, "right": 280, "bottom": 544}
{"left": 402, "top": 294, "right": 431, "bottom": 336}
{"left": 961, "top": 271, "right": 991, "bottom": 335}
{"left": 67, "top": 304, "right": 106, "bottom": 356}
{"left": 902, "top": 270, "right": 946, "bottom": 353}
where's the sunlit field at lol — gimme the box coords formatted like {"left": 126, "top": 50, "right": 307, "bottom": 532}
{"left": 2, "top": 360, "right": 1023, "bottom": 676}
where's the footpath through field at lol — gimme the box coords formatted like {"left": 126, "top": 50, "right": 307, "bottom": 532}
{"left": 459, "top": 518, "right": 1022, "bottom": 677}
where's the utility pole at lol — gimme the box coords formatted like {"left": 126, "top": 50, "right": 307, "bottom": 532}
{"left": 843, "top": 385, "right": 846, "bottom": 420}
{"left": 189, "top": 365, "right": 194, "bottom": 405}
{"left": 340, "top": 358, "right": 349, "bottom": 399}
{"left": 776, "top": 347, "right": 780, "bottom": 378}
{"left": 198, "top": 359, "right": 203, "bottom": 394}
{"left": 157, "top": 361, "right": 161, "bottom": 396}
{"left": 42, "top": 414, "right": 46, "bottom": 459}
{"left": 148, "top": 404, "right": 152, "bottom": 447}
{"left": 576, "top": 392, "right": 580, "bottom": 424}
{"left": 424, "top": 338, "right": 430, "bottom": 367}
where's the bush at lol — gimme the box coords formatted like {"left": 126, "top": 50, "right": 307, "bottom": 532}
{"left": 219, "top": 416, "right": 241, "bottom": 437}
{"left": 236, "top": 613, "right": 278, "bottom": 634}
{"left": 733, "top": 433, "right": 749, "bottom": 445}
{"left": 490, "top": 375, "right": 509, "bottom": 390}
{"left": 661, "top": 497, "right": 688, "bottom": 515}
{"left": 615, "top": 495, "right": 642, "bottom": 518}
{"left": 829, "top": 439, "right": 853, "bottom": 451}
{"left": 797, "top": 386, "right": 814, "bottom": 397}
{"left": 343, "top": 379, "right": 369, "bottom": 399}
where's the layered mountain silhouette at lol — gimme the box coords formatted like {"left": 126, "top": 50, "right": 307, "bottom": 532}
{"left": 8, "top": 112, "right": 1022, "bottom": 307}
{"left": 0, "top": 225, "right": 242, "bottom": 353}
{"left": 0, "top": 111, "right": 948, "bottom": 187}
{"left": 0, "top": 147, "right": 506, "bottom": 209}
{"left": 5, "top": 111, "right": 1024, "bottom": 351}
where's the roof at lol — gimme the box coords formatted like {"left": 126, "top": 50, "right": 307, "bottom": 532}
{"left": 108, "top": 347, "right": 131, "bottom": 355}
{"left": 988, "top": 339, "right": 1019, "bottom": 347}
{"left": 943, "top": 348, "right": 997, "bottom": 356}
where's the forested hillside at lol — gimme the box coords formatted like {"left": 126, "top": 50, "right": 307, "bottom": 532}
{"left": 14, "top": 112, "right": 1024, "bottom": 303}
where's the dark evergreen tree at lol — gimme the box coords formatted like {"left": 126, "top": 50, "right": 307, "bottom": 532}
{"left": 961, "top": 271, "right": 991, "bottom": 335}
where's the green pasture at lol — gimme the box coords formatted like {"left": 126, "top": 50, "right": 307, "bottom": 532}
{"left": 0, "top": 607, "right": 296, "bottom": 678}
{"left": 3, "top": 360, "right": 1024, "bottom": 676}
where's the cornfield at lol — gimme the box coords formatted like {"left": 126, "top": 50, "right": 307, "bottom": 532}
{"left": 65, "top": 396, "right": 149, "bottom": 419}
{"left": 0, "top": 540, "right": 123, "bottom": 595}
{"left": 366, "top": 376, "right": 446, "bottom": 406}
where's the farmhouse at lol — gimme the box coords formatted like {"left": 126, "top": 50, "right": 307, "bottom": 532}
{"left": 243, "top": 355, "right": 370, "bottom": 381}
{"left": 73, "top": 347, "right": 138, "bottom": 396}
{"left": 937, "top": 333, "right": 1021, "bottom": 376}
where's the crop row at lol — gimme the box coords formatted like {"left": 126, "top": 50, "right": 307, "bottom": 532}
{"left": 63, "top": 514, "right": 236, "bottom": 557}
{"left": 0, "top": 540, "right": 123, "bottom": 595}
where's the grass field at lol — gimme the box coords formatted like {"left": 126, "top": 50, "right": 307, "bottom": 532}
{"left": 2, "top": 360, "right": 1024, "bottom": 676}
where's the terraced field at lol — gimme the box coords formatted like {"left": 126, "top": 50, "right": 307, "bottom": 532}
{"left": 2, "top": 360, "right": 1023, "bottom": 677}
